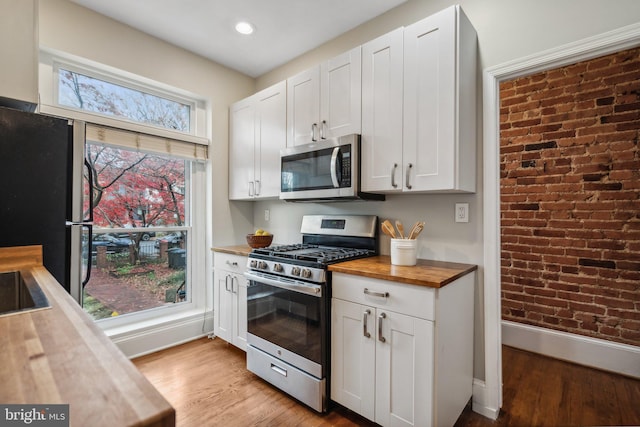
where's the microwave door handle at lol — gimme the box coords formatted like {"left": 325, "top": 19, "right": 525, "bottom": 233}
{"left": 330, "top": 146, "right": 341, "bottom": 188}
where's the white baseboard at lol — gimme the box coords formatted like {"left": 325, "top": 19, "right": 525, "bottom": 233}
{"left": 109, "top": 311, "right": 214, "bottom": 359}
{"left": 471, "top": 379, "right": 500, "bottom": 420}
{"left": 502, "top": 320, "right": 640, "bottom": 378}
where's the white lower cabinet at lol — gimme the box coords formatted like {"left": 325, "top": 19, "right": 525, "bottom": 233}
{"left": 331, "top": 272, "right": 474, "bottom": 427}
{"left": 213, "top": 252, "right": 248, "bottom": 351}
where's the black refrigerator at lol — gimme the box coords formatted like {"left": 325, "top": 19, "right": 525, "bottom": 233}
{"left": 0, "top": 106, "right": 89, "bottom": 302}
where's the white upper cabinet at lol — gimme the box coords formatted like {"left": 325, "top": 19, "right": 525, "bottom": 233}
{"left": 361, "top": 28, "right": 405, "bottom": 192}
{"left": 0, "top": 0, "right": 38, "bottom": 109}
{"left": 229, "top": 81, "right": 286, "bottom": 200}
{"left": 363, "top": 5, "right": 477, "bottom": 193}
{"left": 287, "top": 47, "right": 361, "bottom": 146}
{"left": 402, "top": 5, "right": 477, "bottom": 193}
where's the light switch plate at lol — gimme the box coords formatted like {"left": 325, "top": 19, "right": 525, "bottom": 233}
{"left": 455, "top": 203, "right": 469, "bottom": 223}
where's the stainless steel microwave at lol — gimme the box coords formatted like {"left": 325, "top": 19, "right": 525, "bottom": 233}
{"left": 279, "top": 134, "right": 385, "bottom": 202}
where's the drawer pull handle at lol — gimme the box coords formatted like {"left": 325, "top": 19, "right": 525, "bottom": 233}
{"left": 226, "top": 260, "right": 238, "bottom": 267}
{"left": 271, "top": 363, "right": 287, "bottom": 377}
{"left": 378, "top": 312, "right": 386, "bottom": 343}
{"left": 364, "top": 288, "right": 389, "bottom": 298}
{"left": 363, "top": 309, "right": 371, "bottom": 338}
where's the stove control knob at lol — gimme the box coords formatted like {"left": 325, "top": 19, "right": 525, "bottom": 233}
{"left": 301, "top": 268, "right": 312, "bottom": 279}
{"left": 258, "top": 261, "right": 268, "bottom": 270}
{"left": 250, "top": 260, "right": 257, "bottom": 268}
{"left": 273, "top": 263, "right": 284, "bottom": 273}
{"left": 291, "top": 267, "right": 301, "bottom": 276}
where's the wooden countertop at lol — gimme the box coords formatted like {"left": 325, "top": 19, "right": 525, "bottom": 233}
{"left": 0, "top": 246, "right": 175, "bottom": 427}
{"left": 328, "top": 255, "right": 477, "bottom": 288}
{"left": 211, "top": 245, "right": 252, "bottom": 256}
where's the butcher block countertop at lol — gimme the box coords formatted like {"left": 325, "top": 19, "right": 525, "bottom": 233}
{"left": 211, "top": 245, "right": 252, "bottom": 256}
{"left": 0, "top": 246, "right": 175, "bottom": 427}
{"left": 329, "top": 255, "right": 477, "bottom": 288}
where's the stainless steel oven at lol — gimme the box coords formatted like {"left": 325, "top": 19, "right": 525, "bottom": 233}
{"left": 245, "top": 271, "right": 328, "bottom": 411}
{"left": 279, "top": 135, "right": 384, "bottom": 202}
{"left": 244, "top": 215, "right": 378, "bottom": 413}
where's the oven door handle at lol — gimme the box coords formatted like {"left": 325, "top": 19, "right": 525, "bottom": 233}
{"left": 245, "top": 271, "right": 322, "bottom": 297}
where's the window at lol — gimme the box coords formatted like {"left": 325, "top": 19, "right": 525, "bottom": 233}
{"left": 58, "top": 68, "right": 191, "bottom": 132}
{"left": 39, "top": 48, "right": 210, "bottom": 330}
{"left": 83, "top": 143, "right": 192, "bottom": 320}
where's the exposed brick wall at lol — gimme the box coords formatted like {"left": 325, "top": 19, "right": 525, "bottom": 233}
{"left": 500, "top": 47, "right": 640, "bottom": 346}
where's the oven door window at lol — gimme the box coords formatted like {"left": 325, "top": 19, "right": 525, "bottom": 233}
{"left": 247, "top": 280, "right": 323, "bottom": 364}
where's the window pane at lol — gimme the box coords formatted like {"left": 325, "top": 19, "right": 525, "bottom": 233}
{"left": 59, "top": 68, "right": 190, "bottom": 132}
{"left": 83, "top": 143, "right": 190, "bottom": 320}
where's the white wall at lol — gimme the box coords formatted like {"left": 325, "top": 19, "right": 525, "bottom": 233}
{"left": 38, "top": 0, "right": 257, "bottom": 246}
{"left": 249, "top": 0, "right": 640, "bottom": 381}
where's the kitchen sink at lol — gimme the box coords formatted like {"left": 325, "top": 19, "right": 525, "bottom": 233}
{"left": 0, "top": 270, "right": 50, "bottom": 316}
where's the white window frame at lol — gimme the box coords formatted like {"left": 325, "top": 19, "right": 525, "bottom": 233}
{"left": 39, "top": 47, "right": 209, "bottom": 146}
{"left": 38, "top": 48, "right": 213, "bottom": 349}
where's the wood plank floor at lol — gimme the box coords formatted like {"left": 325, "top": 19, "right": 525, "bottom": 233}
{"left": 133, "top": 338, "right": 640, "bottom": 427}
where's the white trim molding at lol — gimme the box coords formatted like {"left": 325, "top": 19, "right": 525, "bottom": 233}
{"left": 503, "top": 321, "right": 640, "bottom": 379}
{"left": 481, "top": 21, "right": 640, "bottom": 419}
{"left": 108, "top": 310, "right": 214, "bottom": 359}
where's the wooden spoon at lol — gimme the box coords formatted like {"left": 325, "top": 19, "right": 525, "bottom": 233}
{"left": 381, "top": 221, "right": 396, "bottom": 238}
{"left": 409, "top": 222, "right": 425, "bottom": 239}
{"left": 395, "top": 220, "right": 405, "bottom": 239}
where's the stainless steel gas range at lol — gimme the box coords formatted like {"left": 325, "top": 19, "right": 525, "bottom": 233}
{"left": 244, "top": 214, "right": 378, "bottom": 412}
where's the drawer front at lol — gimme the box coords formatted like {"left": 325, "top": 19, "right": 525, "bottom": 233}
{"left": 214, "top": 252, "right": 247, "bottom": 273}
{"left": 332, "top": 272, "right": 435, "bottom": 320}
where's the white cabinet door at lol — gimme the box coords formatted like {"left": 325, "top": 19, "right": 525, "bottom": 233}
{"left": 375, "top": 310, "right": 434, "bottom": 427}
{"left": 254, "top": 81, "right": 286, "bottom": 198}
{"left": 229, "top": 81, "right": 286, "bottom": 200}
{"left": 214, "top": 270, "right": 233, "bottom": 342}
{"left": 331, "top": 298, "right": 376, "bottom": 421}
{"left": 287, "top": 67, "right": 320, "bottom": 146}
{"left": 287, "top": 47, "right": 362, "bottom": 146}
{"left": 231, "top": 274, "right": 248, "bottom": 351}
{"left": 214, "top": 253, "right": 248, "bottom": 350}
{"left": 403, "top": 5, "right": 476, "bottom": 193}
{"left": 361, "top": 28, "right": 404, "bottom": 192}
{"left": 320, "top": 47, "right": 362, "bottom": 139}
{"left": 403, "top": 6, "right": 456, "bottom": 192}
{"left": 229, "top": 99, "right": 256, "bottom": 200}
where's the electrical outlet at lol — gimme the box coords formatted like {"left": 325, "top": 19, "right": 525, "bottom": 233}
{"left": 455, "top": 203, "right": 469, "bottom": 223}
{"left": 264, "top": 209, "right": 270, "bottom": 221}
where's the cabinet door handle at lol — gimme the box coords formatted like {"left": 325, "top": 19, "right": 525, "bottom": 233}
{"left": 248, "top": 181, "right": 255, "bottom": 197}
{"left": 391, "top": 163, "right": 398, "bottom": 188}
{"left": 320, "top": 120, "right": 327, "bottom": 140}
{"left": 363, "top": 309, "right": 371, "bottom": 338}
{"left": 378, "top": 312, "right": 386, "bottom": 343}
{"left": 311, "top": 123, "right": 318, "bottom": 141}
{"left": 406, "top": 163, "right": 413, "bottom": 189}
{"left": 255, "top": 180, "right": 261, "bottom": 196}
{"left": 225, "top": 275, "right": 231, "bottom": 292}
{"left": 232, "top": 276, "right": 238, "bottom": 294}
{"left": 364, "top": 288, "right": 389, "bottom": 298}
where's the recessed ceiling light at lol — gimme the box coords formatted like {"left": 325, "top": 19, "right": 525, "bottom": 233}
{"left": 235, "top": 21, "right": 254, "bottom": 35}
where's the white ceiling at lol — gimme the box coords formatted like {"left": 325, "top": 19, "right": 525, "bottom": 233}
{"left": 71, "top": 0, "right": 408, "bottom": 78}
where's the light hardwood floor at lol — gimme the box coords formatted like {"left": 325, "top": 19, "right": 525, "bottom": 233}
{"left": 133, "top": 337, "right": 640, "bottom": 426}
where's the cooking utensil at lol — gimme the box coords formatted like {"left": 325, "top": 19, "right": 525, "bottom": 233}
{"left": 395, "top": 220, "right": 405, "bottom": 239}
{"left": 408, "top": 221, "right": 425, "bottom": 239}
{"left": 381, "top": 221, "right": 396, "bottom": 238}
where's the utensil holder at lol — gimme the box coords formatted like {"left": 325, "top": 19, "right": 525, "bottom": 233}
{"left": 390, "top": 238, "right": 417, "bottom": 266}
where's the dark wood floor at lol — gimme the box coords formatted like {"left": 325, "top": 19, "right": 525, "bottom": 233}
{"left": 133, "top": 338, "right": 640, "bottom": 426}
